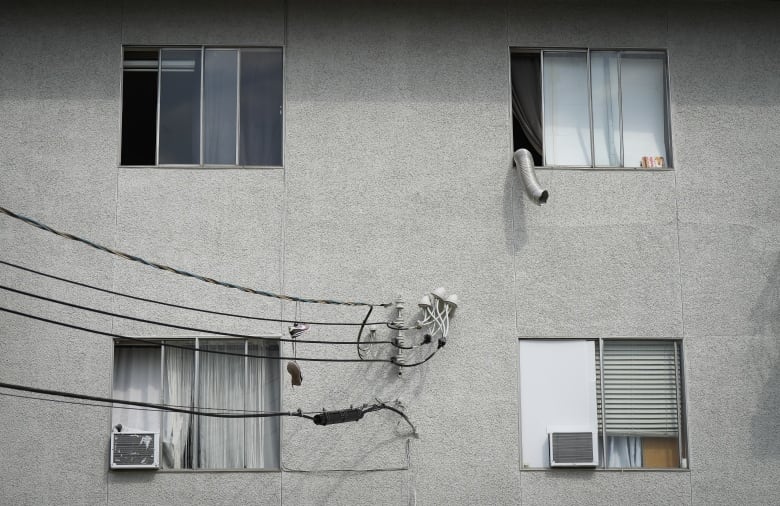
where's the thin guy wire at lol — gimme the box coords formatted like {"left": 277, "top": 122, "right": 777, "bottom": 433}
{"left": 0, "top": 205, "right": 391, "bottom": 307}
{"left": 0, "top": 259, "right": 394, "bottom": 327}
{"left": 0, "top": 284, "right": 406, "bottom": 347}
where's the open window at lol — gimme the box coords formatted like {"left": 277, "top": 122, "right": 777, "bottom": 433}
{"left": 121, "top": 47, "right": 283, "bottom": 167}
{"left": 518, "top": 339, "right": 687, "bottom": 469}
{"left": 511, "top": 49, "right": 672, "bottom": 169}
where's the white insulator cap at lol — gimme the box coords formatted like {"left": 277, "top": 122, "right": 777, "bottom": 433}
{"left": 431, "top": 287, "right": 447, "bottom": 300}
{"left": 444, "top": 293, "right": 459, "bottom": 308}
{"left": 418, "top": 294, "right": 433, "bottom": 308}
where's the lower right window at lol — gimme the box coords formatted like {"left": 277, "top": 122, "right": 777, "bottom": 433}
{"left": 519, "top": 339, "right": 687, "bottom": 469}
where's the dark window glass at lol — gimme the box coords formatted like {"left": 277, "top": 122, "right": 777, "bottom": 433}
{"left": 121, "top": 49, "right": 158, "bottom": 165}
{"left": 158, "top": 49, "right": 202, "bottom": 165}
{"left": 204, "top": 49, "right": 238, "bottom": 165}
{"left": 239, "top": 49, "right": 283, "bottom": 166}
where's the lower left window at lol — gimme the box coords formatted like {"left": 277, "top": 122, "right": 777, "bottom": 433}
{"left": 112, "top": 339, "right": 280, "bottom": 470}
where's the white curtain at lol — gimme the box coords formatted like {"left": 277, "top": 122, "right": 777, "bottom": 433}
{"left": 247, "top": 342, "right": 280, "bottom": 468}
{"left": 114, "top": 340, "right": 279, "bottom": 469}
{"left": 607, "top": 436, "right": 643, "bottom": 468}
{"left": 543, "top": 52, "right": 591, "bottom": 166}
{"left": 621, "top": 54, "right": 668, "bottom": 167}
{"left": 198, "top": 341, "right": 246, "bottom": 469}
{"left": 591, "top": 52, "right": 621, "bottom": 166}
{"left": 112, "top": 346, "right": 161, "bottom": 432}
{"left": 162, "top": 345, "right": 194, "bottom": 469}
{"left": 204, "top": 49, "right": 238, "bottom": 165}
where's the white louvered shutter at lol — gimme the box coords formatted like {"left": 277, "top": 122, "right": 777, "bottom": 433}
{"left": 596, "top": 340, "right": 680, "bottom": 436}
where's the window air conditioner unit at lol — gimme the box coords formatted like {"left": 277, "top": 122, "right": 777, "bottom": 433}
{"left": 548, "top": 429, "right": 598, "bottom": 468}
{"left": 110, "top": 431, "right": 160, "bottom": 470}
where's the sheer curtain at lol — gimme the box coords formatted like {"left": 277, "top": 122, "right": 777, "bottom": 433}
{"left": 607, "top": 436, "right": 643, "bottom": 468}
{"left": 112, "top": 346, "right": 161, "bottom": 432}
{"left": 162, "top": 345, "right": 194, "bottom": 469}
{"left": 247, "top": 342, "right": 280, "bottom": 468}
{"left": 591, "top": 52, "right": 620, "bottom": 166}
{"left": 621, "top": 54, "right": 668, "bottom": 167}
{"left": 543, "top": 52, "right": 591, "bottom": 166}
{"left": 198, "top": 341, "right": 246, "bottom": 469}
{"left": 204, "top": 49, "right": 238, "bottom": 165}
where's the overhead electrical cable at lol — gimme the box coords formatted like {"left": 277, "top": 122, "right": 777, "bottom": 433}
{"left": 0, "top": 205, "right": 391, "bottom": 308}
{"left": 0, "top": 259, "right": 396, "bottom": 327}
{"left": 0, "top": 381, "right": 312, "bottom": 419}
{"left": 0, "top": 306, "right": 434, "bottom": 365}
{"left": 0, "top": 284, "right": 411, "bottom": 348}
{"left": 0, "top": 382, "right": 417, "bottom": 432}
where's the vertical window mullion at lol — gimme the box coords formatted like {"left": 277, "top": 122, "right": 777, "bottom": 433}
{"left": 663, "top": 55, "right": 673, "bottom": 168}
{"left": 539, "top": 51, "right": 545, "bottom": 167}
{"left": 617, "top": 52, "right": 625, "bottom": 167}
{"left": 598, "top": 338, "right": 607, "bottom": 469}
{"left": 236, "top": 49, "right": 241, "bottom": 165}
{"left": 199, "top": 47, "right": 205, "bottom": 166}
{"left": 159, "top": 342, "right": 165, "bottom": 442}
{"left": 587, "top": 50, "right": 595, "bottom": 168}
{"left": 244, "top": 339, "right": 249, "bottom": 468}
{"left": 193, "top": 337, "right": 200, "bottom": 469}
{"left": 155, "top": 48, "right": 162, "bottom": 166}
{"left": 674, "top": 341, "right": 683, "bottom": 467}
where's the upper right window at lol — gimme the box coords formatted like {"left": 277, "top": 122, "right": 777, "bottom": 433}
{"left": 511, "top": 50, "right": 672, "bottom": 169}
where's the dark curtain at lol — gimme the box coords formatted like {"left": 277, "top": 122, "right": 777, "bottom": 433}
{"left": 510, "top": 53, "right": 543, "bottom": 162}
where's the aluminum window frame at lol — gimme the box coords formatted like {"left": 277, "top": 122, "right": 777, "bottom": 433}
{"left": 112, "top": 334, "right": 283, "bottom": 472}
{"left": 517, "top": 336, "right": 689, "bottom": 471}
{"left": 511, "top": 47, "right": 674, "bottom": 171}
{"left": 119, "top": 45, "right": 284, "bottom": 169}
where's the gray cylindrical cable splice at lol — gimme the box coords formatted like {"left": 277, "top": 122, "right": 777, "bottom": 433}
{"left": 513, "top": 148, "right": 549, "bottom": 205}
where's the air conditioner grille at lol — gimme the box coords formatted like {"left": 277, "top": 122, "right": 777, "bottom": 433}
{"left": 551, "top": 432, "right": 594, "bottom": 464}
{"left": 112, "top": 433, "right": 157, "bottom": 466}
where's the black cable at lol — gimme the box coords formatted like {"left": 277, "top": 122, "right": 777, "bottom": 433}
{"left": 0, "top": 386, "right": 417, "bottom": 433}
{"left": 0, "top": 381, "right": 315, "bottom": 420}
{"left": 0, "top": 306, "right": 394, "bottom": 364}
{"left": 0, "top": 206, "right": 390, "bottom": 307}
{"left": 0, "top": 259, "right": 394, "bottom": 328}
{"left": 0, "top": 284, "right": 406, "bottom": 347}
{"left": 361, "top": 403, "right": 417, "bottom": 434}
{"left": 393, "top": 345, "right": 442, "bottom": 368}
{"left": 356, "top": 305, "right": 374, "bottom": 360}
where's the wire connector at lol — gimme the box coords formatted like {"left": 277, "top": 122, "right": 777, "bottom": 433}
{"left": 312, "top": 408, "right": 365, "bottom": 426}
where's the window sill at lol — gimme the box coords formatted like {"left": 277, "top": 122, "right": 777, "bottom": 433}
{"left": 533, "top": 166, "right": 674, "bottom": 172}
{"left": 118, "top": 165, "right": 284, "bottom": 170}
{"left": 519, "top": 467, "right": 690, "bottom": 472}
{"left": 152, "top": 467, "right": 281, "bottom": 473}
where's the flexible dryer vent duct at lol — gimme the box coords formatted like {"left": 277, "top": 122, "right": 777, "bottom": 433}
{"left": 513, "top": 148, "right": 549, "bottom": 205}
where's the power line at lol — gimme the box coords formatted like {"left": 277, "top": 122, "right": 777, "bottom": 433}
{"left": 0, "top": 284, "right": 409, "bottom": 348}
{"left": 0, "top": 306, "right": 437, "bottom": 365}
{"left": 0, "top": 383, "right": 416, "bottom": 433}
{"left": 0, "top": 381, "right": 313, "bottom": 419}
{"left": 0, "top": 205, "right": 391, "bottom": 308}
{"left": 0, "top": 259, "right": 395, "bottom": 327}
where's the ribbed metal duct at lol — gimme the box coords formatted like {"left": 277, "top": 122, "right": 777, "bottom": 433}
{"left": 513, "top": 148, "right": 549, "bottom": 205}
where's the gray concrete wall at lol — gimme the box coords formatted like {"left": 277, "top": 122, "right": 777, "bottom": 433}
{"left": 0, "top": 1, "right": 778, "bottom": 504}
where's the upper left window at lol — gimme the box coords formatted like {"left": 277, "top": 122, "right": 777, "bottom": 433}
{"left": 121, "top": 47, "right": 283, "bottom": 167}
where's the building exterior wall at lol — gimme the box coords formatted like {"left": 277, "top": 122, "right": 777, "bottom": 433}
{"left": 0, "top": 1, "right": 778, "bottom": 504}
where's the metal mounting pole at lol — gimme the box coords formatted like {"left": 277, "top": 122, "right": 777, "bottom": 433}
{"left": 394, "top": 296, "right": 406, "bottom": 376}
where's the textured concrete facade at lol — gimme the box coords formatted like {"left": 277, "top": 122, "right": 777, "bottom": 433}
{"left": 1, "top": 1, "right": 778, "bottom": 504}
